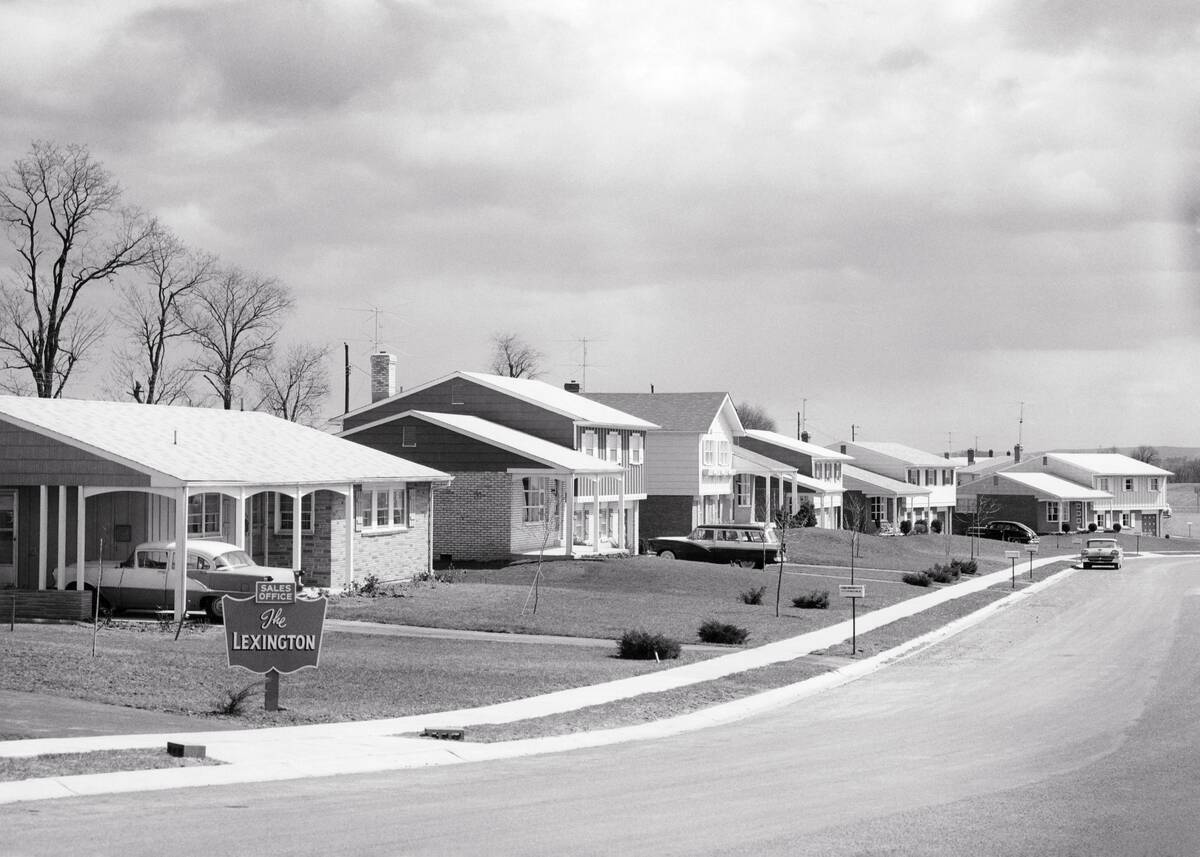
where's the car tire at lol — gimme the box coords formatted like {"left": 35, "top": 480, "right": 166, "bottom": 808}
{"left": 733, "top": 559, "right": 757, "bottom": 569}
{"left": 1082, "top": 562, "right": 1091, "bottom": 569}
{"left": 657, "top": 550, "right": 676, "bottom": 561}
{"left": 204, "top": 597, "right": 225, "bottom": 624}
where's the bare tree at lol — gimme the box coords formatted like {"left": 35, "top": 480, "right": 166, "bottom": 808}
{"left": 185, "top": 267, "right": 293, "bottom": 409}
{"left": 0, "top": 141, "right": 158, "bottom": 397}
{"left": 490, "top": 332, "right": 543, "bottom": 378}
{"left": 111, "top": 232, "right": 214, "bottom": 404}
{"left": 735, "top": 401, "right": 777, "bottom": 431}
{"left": 521, "top": 479, "right": 564, "bottom": 616}
{"left": 255, "top": 343, "right": 331, "bottom": 426}
{"left": 1130, "top": 445, "right": 1159, "bottom": 466}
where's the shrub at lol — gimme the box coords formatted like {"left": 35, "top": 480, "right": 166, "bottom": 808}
{"left": 618, "top": 629, "right": 682, "bottom": 660}
{"left": 950, "top": 558, "right": 977, "bottom": 576}
{"left": 930, "top": 518, "right": 943, "bottom": 534}
{"left": 698, "top": 620, "right": 750, "bottom": 645}
{"left": 1061, "top": 522, "right": 1071, "bottom": 533}
{"left": 791, "top": 589, "right": 830, "bottom": 609}
{"left": 925, "top": 563, "right": 959, "bottom": 584}
{"left": 1113, "top": 522, "right": 1122, "bottom": 532}
{"left": 902, "top": 571, "right": 931, "bottom": 587}
{"left": 1088, "top": 522, "right": 1098, "bottom": 532}
{"left": 214, "top": 681, "right": 260, "bottom": 716}
{"left": 739, "top": 585, "right": 766, "bottom": 605}
{"left": 899, "top": 519, "right": 913, "bottom": 535}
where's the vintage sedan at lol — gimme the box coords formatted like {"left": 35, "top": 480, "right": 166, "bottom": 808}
{"left": 1080, "top": 538, "right": 1123, "bottom": 569}
{"left": 649, "top": 524, "right": 783, "bottom": 569}
{"left": 57, "top": 540, "right": 297, "bottom": 622}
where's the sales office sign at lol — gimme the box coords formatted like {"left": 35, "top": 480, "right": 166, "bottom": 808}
{"left": 223, "top": 582, "right": 327, "bottom": 674}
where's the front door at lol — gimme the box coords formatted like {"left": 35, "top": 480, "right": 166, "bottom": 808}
{"left": 0, "top": 492, "right": 15, "bottom": 587}
{"left": 1142, "top": 513, "right": 1158, "bottom": 536}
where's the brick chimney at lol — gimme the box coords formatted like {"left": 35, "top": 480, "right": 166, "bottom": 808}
{"left": 1013, "top": 443, "right": 1022, "bottom": 463}
{"left": 563, "top": 380, "right": 581, "bottom": 393}
{"left": 967, "top": 448, "right": 975, "bottom": 465}
{"left": 370, "top": 352, "right": 396, "bottom": 403}
{"left": 801, "top": 430, "right": 810, "bottom": 443}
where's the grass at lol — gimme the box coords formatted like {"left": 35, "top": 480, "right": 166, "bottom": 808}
{"left": 0, "top": 749, "right": 219, "bottom": 782}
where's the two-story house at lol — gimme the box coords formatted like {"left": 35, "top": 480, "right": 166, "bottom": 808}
{"left": 583, "top": 392, "right": 743, "bottom": 541}
{"left": 339, "top": 360, "right": 655, "bottom": 561}
{"left": 1006, "top": 453, "right": 1173, "bottom": 535}
{"left": 830, "top": 440, "right": 959, "bottom": 529}
{"left": 735, "top": 430, "right": 853, "bottom": 529}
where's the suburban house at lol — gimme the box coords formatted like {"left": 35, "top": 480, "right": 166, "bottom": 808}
{"left": 338, "top": 361, "right": 655, "bottom": 561}
{"left": 830, "top": 440, "right": 958, "bottom": 530}
{"left": 735, "top": 430, "right": 853, "bottom": 529}
{"left": 1004, "top": 453, "right": 1173, "bottom": 535}
{"left": 582, "top": 392, "right": 743, "bottom": 541}
{"left": 956, "top": 470, "right": 1111, "bottom": 534}
{"left": 0, "top": 396, "right": 451, "bottom": 617}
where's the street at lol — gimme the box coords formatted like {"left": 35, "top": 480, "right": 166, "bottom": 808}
{"left": 6, "top": 555, "right": 1199, "bottom": 856}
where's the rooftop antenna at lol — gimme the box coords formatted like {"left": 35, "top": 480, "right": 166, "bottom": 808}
{"left": 851, "top": 424, "right": 860, "bottom": 442}
{"left": 1017, "top": 401, "right": 1025, "bottom": 446}
{"left": 798, "top": 399, "right": 807, "bottom": 441}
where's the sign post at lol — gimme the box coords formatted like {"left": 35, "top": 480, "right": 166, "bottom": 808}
{"left": 840, "top": 584, "right": 866, "bottom": 656}
{"left": 1005, "top": 550, "right": 1020, "bottom": 588}
{"left": 1026, "top": 542, "right": 1039, "bottom": 580}
{"left": 223, "top": 581, "right": 327, "bottom": 711}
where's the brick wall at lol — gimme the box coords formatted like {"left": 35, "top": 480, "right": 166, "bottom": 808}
{"left": 639, "top": 494, "right": 695, "bottom": 544}
{"left": 430, "top": 472, "right": 514, "bottom": 562}
{"left": 316, "top": 485, "right": 433, "bottom": 587}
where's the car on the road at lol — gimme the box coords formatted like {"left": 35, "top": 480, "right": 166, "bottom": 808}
{"left": 54, "top": 540, "right": 298, "bottom": 622}
{"left": 648, "top": 524, "right": 783, "bottom": 568}
{"left": 1080, "top": 537, "right": 1123, "bottom": 569}
{"left": 965, "top": 520, "right": 1040, "bottom": 544}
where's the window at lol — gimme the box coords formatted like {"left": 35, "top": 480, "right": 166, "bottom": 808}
{"left": 718, "top": 440, "right": 731, "bottom": 467}
{"left": 629, "top": 434, "right": 644, "bottom": 465}
{"left": 401, "top": 425, "right": 417, "bottom": 448}
{"left": 1151, "top": 477, "right": 1160, "bottom": 490}
{"left": 702, "top": 439, "right": 716, "bottom": 466}
{"left": 582, "top": 430, "right": 598, "bottom": 458}
{"left": 834, "top": 463, "right": 842, "bottom": 480}
{"left": 606, "top": 432, "right": 621, "bottom": 464}
{"left": 870, "top": 496, "right": 883, "bottom": 522}
{"left": 187, "top": 493, "right": 221, "bottom": 536}
{"left": 907, "top": 469, "right": 919, "bottom": 485}
{"left": 1121, "top": 512, "right": 1131, "bottom": 527}
{"left": 943, "top": 469, "right": 953, "bottom": 485}
{"left": 1046, "top": 502, "right": 1060, "bottom": 523}
{"left": 522, "top": 476, "right": 548, "bottom": 523}
{"left": 735, "top": 475, "right": 753, "bottom": 507}
{"left": 1124, "top": 478, "right": 1134, "bottom": 491}
{"left": 274, "top": 493, "right": 315, "bottom": 534}
{"left": 359, "top": 486, "right": 410, "bottom": 532}
{"left": 925, "top": 469, "right": 936, "bottom": 485}
{"left": 1098, "top": 478, "right": 1109, "bottom": 491}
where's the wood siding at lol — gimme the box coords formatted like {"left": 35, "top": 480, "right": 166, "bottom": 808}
{"left": 0, "top": 420, "right": 151, "bottom": 486}
{"left": 344, "top": 377, "right": 576, "bottom": 446}
{"left": 347, "top": 416, "right": 551, "bottom": 472}
{"left": 644, "top": 432, "right": 701, "bottom": 494}
{"left": 574, "top": 426, "right": 646, "bottom": 499}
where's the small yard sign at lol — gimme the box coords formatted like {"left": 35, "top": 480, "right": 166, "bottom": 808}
{"left": 1004, "top": 550, "right": 1021, "bottom": 559}
{"left": 839, "top": 584, "right": 866, "bottom": 598}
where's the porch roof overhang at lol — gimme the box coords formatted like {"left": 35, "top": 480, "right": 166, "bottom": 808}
{"left": 0, "top": 395, "right": 451, "bottom": 493}
{"left": 997, "top": 472, "right": 1112, "bottom": 501}
{"left": 790, "top": 473, "right": 843, "bottom": 494}
{"left": 842, "top": 464, "right": 932, "bottom": 498}
{"left": 402, "top": 411, "right": 624, "bottom": 476}
{"left": 732, "top": 447, "right": 797, "bottom": 477}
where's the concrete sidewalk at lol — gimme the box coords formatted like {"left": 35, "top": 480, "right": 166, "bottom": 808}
{"left": 0, "top": 555, "right": 1083, "bottom": 805}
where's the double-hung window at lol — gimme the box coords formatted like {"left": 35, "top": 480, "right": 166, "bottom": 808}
{"left": 522, "top": 477, "right": 548, "bottom": 523}
{"left": 187, "top": 493, "right": 222, "bottom": 537}
{"left": 629, "top": 434, "right": 644, "bottom": 465}
{"left": 943, "top": 469, "right": 953, "bottom": 485}
{"left": 401, "top": 425, "right": 417, "bottom": 448}
{"left": 1124, "top": 478, "right": 1134, "bottom": 491}
{"left": 359, "top": 486, "right": 409, "bottom": 532}
{"left": 606, "top": 432, "right": 621, "bottom": 464}
{"left": 274, "top": 493, "right": 315, "bottom": 534}
{"left": 1046, "top": 501, "right": 1060, "bottom": 523}
{"left": 1098, "top": 477, "right": 1109, "bottom": 491}
{"left": 1151, "top": 477, "right": 1160, "bottom": 490}
{"left": 582, "top": 430, "right": 598, "bottom": 458}
{"left": 735, "top": 475, "right": 753, "bottom": 507}
{"left": 907, "top": 469, "right": 919, "bottom": 485}
{"left": 718, "top": 440, "right": 731, "bottom": 467}
{"left": 702, "top": 439, "right": 716, "bottom": 467}
{"left": 870, "top": 496, "right": 883, "bottom": 522}
{"left": 925, "top": 469, "right": 936, "bottom": 485}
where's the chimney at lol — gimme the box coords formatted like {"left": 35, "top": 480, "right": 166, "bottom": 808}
{"left": 988, "top": 448, "right": 994, "bottom": 458}
{"left": 943, "top": 452, "right": 950, "bottom": 459}
{"left": 801, "top": 430, "right": 810, "bottom": 443}
{"left": 370, "top": 352, "right": 396, "bottom": 403}
{"left": 1013, "top": 443, "right": 1022, "bottom": 463}
{"left": 839, "top": 444, "right": 847, "bottom": 454}
{"left": 563, "top": 380, "right": 581, "bottom": 393}
{"left": 967, "top": 448, "right": 975, "bottom": 465}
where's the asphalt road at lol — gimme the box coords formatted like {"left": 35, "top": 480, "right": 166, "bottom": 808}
{"left": 6, "top": 555, "right": 1200, "bottom": 856}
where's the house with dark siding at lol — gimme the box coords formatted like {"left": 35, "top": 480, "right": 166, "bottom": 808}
{"left": 735, "top": 429, "right": 853, "bottom": 529}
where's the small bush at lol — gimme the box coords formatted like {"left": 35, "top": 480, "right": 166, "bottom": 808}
{"left": 902, "top": 571, "right": 931, "bottom": 587}
{"left": 791, "top": 589, "right": 830, "bottom": 609}
{"left": 1061, "top": 522, "right": 1071, "bottom": 533}
{"left": 951, "top": 558, "right": 978, "bottom": 576}
{"left": 698, "top": 620, "right": 750, "bottom": 645}
{"left": 214, "top": 681, "right": 261, "bottom": 716}
{"left": 1088, "top": 522, "right": 1098, "bottom": 532}
{"left": 618, "top": 629, "right": 682, "bottom": 660}
{"left": 925, "top": 563, "right": 959, "bottom": 584}
{"left": 899, "top": 519, "right": 913, "bottom": 535}
{"left": 930, "top": 519, "right": 943, "bottom": 534}
{"left": 739, "top": 585, "right": 766, "bottom": 605}
{"left": 1112, "top": 522, "right": 1122, "bottom": 533}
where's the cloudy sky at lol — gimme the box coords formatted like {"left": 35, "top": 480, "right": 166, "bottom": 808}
{"left": 1, "top": 0, "right": 1198, "bottom": 454}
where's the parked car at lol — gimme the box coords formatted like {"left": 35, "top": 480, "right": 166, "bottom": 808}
{"left": 55, "top": 540, "right": 298, "bottom": 622}
{"left": 649, "top": 524, "right": 783, "bottom": 569}
{"left": 1080, "top": 538, "right": 1123, "bottom": 569}
{"left": 965, "top": 521, "right": 1040, "bottom": 544}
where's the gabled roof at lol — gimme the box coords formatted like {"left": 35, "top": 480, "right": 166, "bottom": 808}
{"left": 584, "top": 392, "right": 741, "bottom": 433}
{"left": 400, "top": 412, "right": 624, "bottom": 474}
{"left": 989, "top": 472, "right": 1112, "bottom": 501}
{"left": 744, "top": 429, "right": 854, "bottom": 461}
{"left": 343, "top": 371, "right": 656, "bottom": 430}
{"left": 842, "top": 464, "right": 932, "bottom": 497}
{"left": 833, "top": 440, "right": 956, "bottom": 468}
{"left": 0, "top": 396, "right": 450, "bottom": 488}
{"left": 1043, "top": 453, "right": 1172, "bottom": 477}
{"left": 732, "top": 446, "right": 796, "bottom": 476}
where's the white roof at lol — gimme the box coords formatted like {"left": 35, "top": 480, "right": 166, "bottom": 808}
{"left": 842, "top": 464, "right": 932, "bottom": 497}
{"left": 732, "top": 446, "right": 796, "bottom": 476}
{"left": 1045, "top": 453, "right": 1172, "bottom": 477}
{"left": 744, "top": 429, "right": 854, "bottom": 461}
{"left": 996, "top": 472, "right": 1112, "bottom": 500}
{"left": 459, "top": 373, "right": 658, "bottom": 429}
{"left": 834, "top": 440, "right": 955, "bottom": 468}
{"left": 0, "top": 396, "right": 450, "bottom": 488}
{"left": 403, "top": 411, "right": 624, "bottom": 474}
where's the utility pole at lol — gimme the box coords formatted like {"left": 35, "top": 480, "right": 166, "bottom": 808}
{"left": 851, "top": 424, "right": 859, "bottom": 442}
{"left": 343, "top": 342, "right": 350, "bottom": 413}
{"left": 797, "top": 399, "right": 807, "bottom": 441}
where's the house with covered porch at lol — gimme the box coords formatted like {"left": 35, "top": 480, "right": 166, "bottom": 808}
{"left": 956, "top": 470, "right": 1111, "bottom": 534}
{"left": 735, "top": 430, "right": 852, "bottom": 528}
{"left": 831, "top": 440, "right": 958, "bottom": 529}
{"left": 0, "top": 396, "right": 450, "bottom": 618}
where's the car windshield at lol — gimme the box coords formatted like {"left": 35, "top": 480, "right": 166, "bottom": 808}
{"left": 1086, "top": 540, "right": 1116, "bottom": 548}
{"left": 212, "top": 549, "right": 256, "bottom": 569}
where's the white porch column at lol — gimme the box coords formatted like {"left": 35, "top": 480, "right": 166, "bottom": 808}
{"left": 291, "top": 487, "right": 303, "bottom": 578}
{"left": 617, "top": 472, "right": 626, "bottom": 551}
{"left": 75, "top": 486, "right": 86, "bottom": 590}
{"left": 592, "top": 479, "right": 601, "bottom": 554}
{"left": 56, "top": 486, "right": 66, "bottom": 590}
{"left": 174, "top": 488, "right": 188, "bottom": 622}
{"left": 631, "top": 499, "right": 640, "bottom": 555}
{"left": 38, "top": 485, "right": 48, "bottom": 590}
{"left": 344, "top": 485, "right": 355, "bottom": 589}
{"left": 791, "top": 479, "right": 799, "bottom": 520}
{"left": 562, "top": 475, "right": 576, "bottom": 559}
{"left": 234, "top": 490, "right": 246, "bottom": 550}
